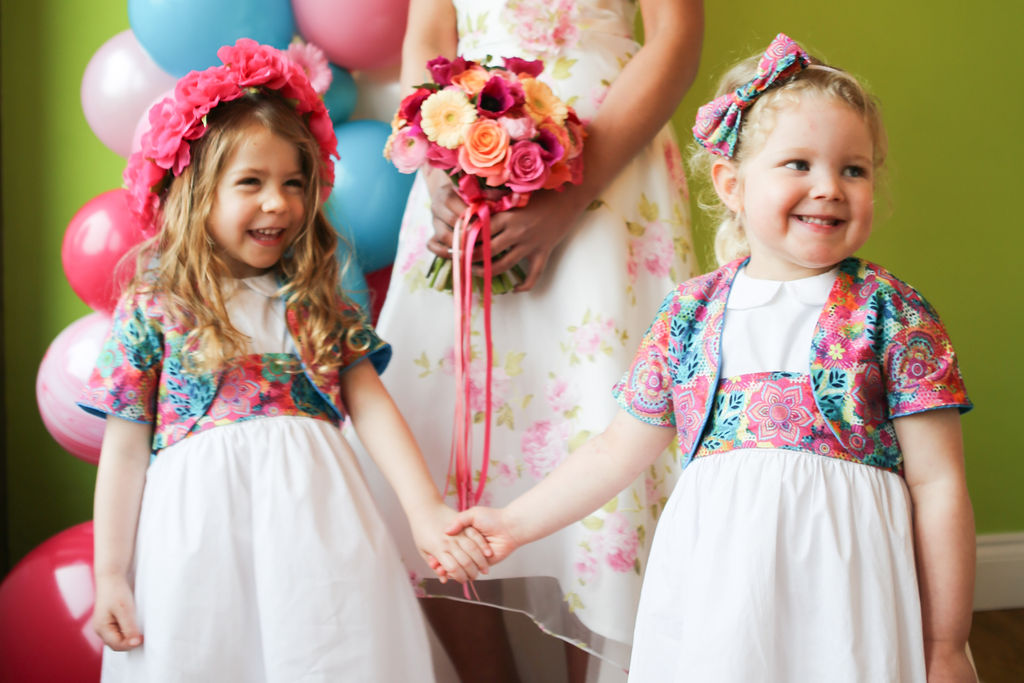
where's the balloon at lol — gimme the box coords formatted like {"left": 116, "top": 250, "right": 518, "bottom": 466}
{"left": 128, "top": 0, "right": 296, "bottom": 76}
{"left": 365, "top": 265, "right": 394, "bottom": 325}
{"left": 0, "top": 522, "right": 101, "bottom": 683}
{"left": 62, "top": 189, "right": 143, "bottom": 313}
{"left": 323, "top": 64, "right": 357, "bottom": 124}
{"left": 36, "top": 312, "right": 112, "bottom": 465}
{"left": 80, "top": 29, "right": 178, "bottom": 158}
{"left": 350, "top": 65, "right": 403, "bottom": 123}
{"left": 292, "top": 0, "right": 408, "bottom": 71}
{"left": 337, "top": 243, "right": 369, "bottom": 315}
{"left": 324, "top": 120, "right": 414, "bottom": 273}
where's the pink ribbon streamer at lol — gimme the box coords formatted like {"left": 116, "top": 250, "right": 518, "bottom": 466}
{"left": 446, "top": 178, "right": 526, "bottom": 512}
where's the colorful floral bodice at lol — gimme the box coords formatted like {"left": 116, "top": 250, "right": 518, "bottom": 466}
{"left": 79, "top": 281, "right": 389, "bottom": 453}
{"left": 613, "top": 258, "right": 972, "bottom": 473}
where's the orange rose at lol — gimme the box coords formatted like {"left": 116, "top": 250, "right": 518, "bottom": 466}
{"left": 451, "top": 65, "right": 490, "bottom": 96}
{"left": 459, "top": 119, "right": 510, "bottom": 184}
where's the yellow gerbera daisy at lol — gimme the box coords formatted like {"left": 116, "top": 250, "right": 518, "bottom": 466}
{"left": 521, "top": 77, "right": 568, "bottom": 125}
{"left": 420, "top": 89, "right": 478, "bottom": 149}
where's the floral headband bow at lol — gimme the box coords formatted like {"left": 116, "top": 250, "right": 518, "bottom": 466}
{"left": 124, "top": 39, "right": 339, "bottom": 237}
{"left": 693, "top": 33, "right": 811, "bottom": 158}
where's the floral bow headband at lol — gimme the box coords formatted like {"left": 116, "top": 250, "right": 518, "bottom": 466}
{"left": 693, "top": 33, "right": 811, "bottom": 158}
{"left": 124, "top": 39, "right": 339, "bottom": 237}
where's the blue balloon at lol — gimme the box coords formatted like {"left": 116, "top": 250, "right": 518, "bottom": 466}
{"left": 128, "top": 0, "right": 296, "bottom": 76}
{"left": 336, "top": 242, "right": 369, "bottom": 315}
{"left": 324, "top": 120, "right": 414, "bottom": 273}
{"left": 323, "top": 65, "right": 357, "bottom": 125}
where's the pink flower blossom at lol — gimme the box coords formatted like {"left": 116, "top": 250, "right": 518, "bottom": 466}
{"left": 505, "top": 140, "right": 549, "bottom": 192}
{"left": 218, "top": 38, "right": 289, "bottom": 89}
{"left": 285, "top": 41, "right": 333, "bottom": 94}
{"left": 521, "top": 419, "right": 570, "bottom": 479}
{"left": 574, "top": 548, "right": 599, "bottom": 583}
{"left": 498, "top": 115, "right": 537, "bottom": 141}
{"left": 389, "top": 127, "right": 430, "bottom": 173}
{"left": 502, "top": 57, "right": 544, "bottom": 78}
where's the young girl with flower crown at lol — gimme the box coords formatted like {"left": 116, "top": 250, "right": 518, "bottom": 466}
{"left": 449, "top": 33, "right": 977, "bottom": 682}
{"left": 79, "top": 39, "right": 490, "bottom": 682}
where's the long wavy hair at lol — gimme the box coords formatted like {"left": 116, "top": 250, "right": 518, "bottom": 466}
{"left": 125, "top": 90, "right": 359, "bottom": 374}
{"left": 690, "top": 49, "right": 889, "bottom": 266}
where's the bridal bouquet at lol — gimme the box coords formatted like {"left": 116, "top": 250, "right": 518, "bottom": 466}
{"left": 385, "top": 55, "right": 585, "bottom": 512}
{"left": 385, "top": 55, "right": 585, "bottom": 293}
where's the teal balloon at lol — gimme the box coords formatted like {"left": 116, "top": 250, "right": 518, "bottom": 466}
{"left": 128, "top": 0, "right": 296, "bottom": 76}
{"left": 325, "top": 120, "right": 414, "bottom": 273}
{"left": 324, "top": 65, "right": 357, "bottom": 124}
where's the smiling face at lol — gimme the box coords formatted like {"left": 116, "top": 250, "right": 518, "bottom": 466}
{"left": 207, "top": 123, "right": 307, "bottom": 278}
{"left": 713, "top": 95, "right": 876, "bottom": 280}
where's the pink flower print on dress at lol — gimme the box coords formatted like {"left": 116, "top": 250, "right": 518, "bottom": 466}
{"left": 630, "top": 221, "right": 674, "bottom": 278}
{"left": 747, "top": 382, "right": 815, "bottom": 444}
{"left": 545, "top": 376, "right": 579, "bottom": 414}
{"left": 207, "top": 368, "right": 260, "bottom": 420}
{"left": 598, "top": 511, "right": 639, "bottom": 573}
{"left": 571, "top": 317, "right": 615, "bottom": 357}
{"left": 521, "top": 419, "right": 570, "bottom": 479}
{"left": 663, "top": 139, "right": 690, "bottom": 199}
{"left": 574, "top": 547, "right": 599, "bottom": 584}
{"left": 502, "top": 0, "right": 581, "bottom": 57}
{"left": 440, "top": 347, "right": 511, "bottom": 413}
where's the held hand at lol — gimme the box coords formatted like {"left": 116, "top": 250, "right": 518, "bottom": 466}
{"left": 92, "top": 574, "right": 143, "bottom": 651}
{"left": 445, "top": 506, "right": 522, "bottom": 565}
{"left": 424, "top": 168, "right": 468, "bottom": 260}
{"left": 411, "top": 503, "right": 492, "bottom": 584}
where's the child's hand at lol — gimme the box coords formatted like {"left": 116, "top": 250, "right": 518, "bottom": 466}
{"left": 92, "top": 574, "right": 143, "bottom": 651}
{"left": 410, "top": 503, "right": 492, "bottom": 584}
{"left": 445, "top": 506, "right": 521, "bottom": 565}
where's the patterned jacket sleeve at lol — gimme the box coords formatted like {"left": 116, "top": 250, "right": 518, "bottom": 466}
{"left": 78, "top": 288, "right": 164, "bottom": 424}
{"left": 878, "top": 278, "right": 972, "bottom": 418}
{"left": 337, "top": 303, "right": 392, "bottom": 376}
{"left": 612, "top": 290, "right": 679, "bottom": 427}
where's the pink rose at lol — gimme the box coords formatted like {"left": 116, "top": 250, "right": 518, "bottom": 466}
{"left": 218, "top": 38, "right": 289, "bottom": 89}
{"left": 174, "top": 66, "right": 239, "bottom": 110}
{"left": 505, "top": 140, "right": 549, "bottom": 193}
{"left": 426, "top": 143, "right": 459, "bottom": 170}
{"left": 502, "top": 57, "right": 544, "bottom": 78}
{"left": 498, "top": 115, "right": 536, "bottom": 141}
{"left": 398, "top": 87, "right": 432, "bottom": 126}
{"left": 389, "top": 127, "right": 429, "bottom": 173}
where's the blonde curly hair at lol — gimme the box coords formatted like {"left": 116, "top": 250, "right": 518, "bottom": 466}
{"left": 125, "top": 91, "right": 362, "bottom": 374}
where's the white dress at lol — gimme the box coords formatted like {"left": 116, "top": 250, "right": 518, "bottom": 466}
{"left": 357, "top": 0, "right": 696, "bottom": 668}
{"left": 98, "top": 275, "right": 435, "bottom": 683}
{"left": 627, "top": 269, "right": 927, "bottom": 682}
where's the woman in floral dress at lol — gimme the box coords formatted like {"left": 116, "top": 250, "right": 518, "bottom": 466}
{"left": 359, "top": 1, "right": 703, "bottom": 680}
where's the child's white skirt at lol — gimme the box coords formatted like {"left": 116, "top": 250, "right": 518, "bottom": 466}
{"left": 100, "top": 416, "right": 434, "bottom": 682}
{"left": 628, "top": 448, "right": 926, "bottom": 682}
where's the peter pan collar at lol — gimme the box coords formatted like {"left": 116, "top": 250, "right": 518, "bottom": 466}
{"left": 727, "top": 265, "right": 839, "bottom": 310}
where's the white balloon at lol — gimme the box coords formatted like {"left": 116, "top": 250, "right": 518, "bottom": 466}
{"left": 81, "top": 30, "right": 178, "bottom": 158}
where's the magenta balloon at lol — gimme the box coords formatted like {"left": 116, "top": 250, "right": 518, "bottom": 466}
{"left": 62, "top": 188, "right": 142, "bottom": 313}
{"left": 36, "top": 312, "right": 112, "bottom": 465}
{"left": 0, "top": 522, "right": 102, "bottom": 683}
{"left": 293, "top": 0, "right": 409, "bottom": 71}
{"left": 81, "top": 29, "right": 178, "bottom": 158}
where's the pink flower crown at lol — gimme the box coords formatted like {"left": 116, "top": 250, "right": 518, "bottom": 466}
{"left": 124, "top": 38, "right": 338, "bottom": 237}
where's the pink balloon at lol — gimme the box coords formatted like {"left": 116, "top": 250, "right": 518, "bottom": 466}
{"left": 62, "top": 188, "right": 143, "bottom": 313}
{"left": 36, "top": 312, "right": 112, "bottom": 465}
{"left": 0, "top": 522, "right": 102, "bottom": 683}
{"left": 293, "top": 0, "right": 409, "bottom": 71}
{"left": 81, "top": 29, "right": 178, "bottom": 157}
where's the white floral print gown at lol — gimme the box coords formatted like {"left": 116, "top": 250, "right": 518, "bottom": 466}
{"left": 359, "top": 0, "right": 695, "bottom": 668}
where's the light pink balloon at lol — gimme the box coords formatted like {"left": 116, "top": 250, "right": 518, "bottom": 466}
{"left": 36, "top": 312, "right": 113, "bottom": 465}
{"left": 293, "top": 0, "right": 409, "bottom": 71}
{"left": 81, "top": 29, "right": 178, "bottom": 157}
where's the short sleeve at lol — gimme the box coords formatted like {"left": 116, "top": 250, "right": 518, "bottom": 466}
{"left": 338, "top": 307, "right": 391, "bottom": 376}
{"left": 78, "top": 290, "right": 163, "bottom": 424}
{"left": 882, "top": 284, "right": 971, "bottom": 418}
{"left": 612, "top": 294, "right": 677, "bottom": 427}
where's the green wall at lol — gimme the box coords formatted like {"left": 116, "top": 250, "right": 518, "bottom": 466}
{"left": 3, "top": 1, "right": 1021, "bottom": 569}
